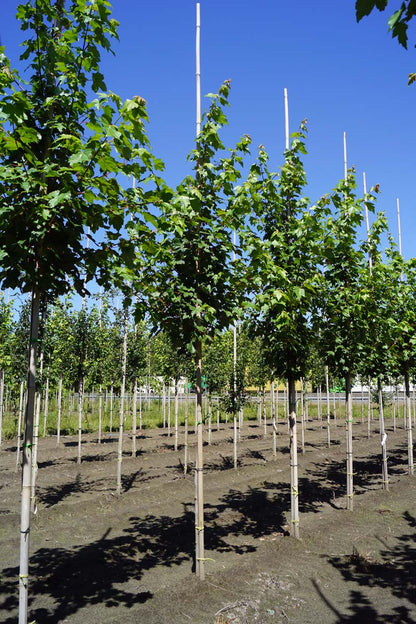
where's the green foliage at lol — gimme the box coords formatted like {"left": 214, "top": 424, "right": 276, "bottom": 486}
{"left": 144, "top": 81, "right": 252, "bottom": 354}
{"left": 244, "top": 121, "right": 321, "bottom": 381}
{"left": 0, "top": 0, "right": 158, "bottom": 297}
{"left": 314, "top": 173, "right": 379, "bottom": 378}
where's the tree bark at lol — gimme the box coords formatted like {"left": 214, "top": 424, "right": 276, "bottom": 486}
{"left": 18, "top": 286, "right": 40, "bottom": 624}
{"left": 404, "top": 371, "right": 414, "bottom": 475}
{"left": 288, "top": 375, "right": 299, "bottom": 538}
{"left": 195, "top": 339, "right": 205, "bottom": 580}
{"left": 377, "top": 378, "right": 389, "bottom": 490}
{"left": 345, "top": 372, "right": 354, "bottom": 511}
{"left": 116, "top": 309, "right": 128, "bottom": 494}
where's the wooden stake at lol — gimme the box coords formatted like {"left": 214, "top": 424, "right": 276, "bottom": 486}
{"left": 363, "top": 172, "right": 372, "bottom": 273}
{"left": 284, "top": 88, "right": 289, "bottom": 150}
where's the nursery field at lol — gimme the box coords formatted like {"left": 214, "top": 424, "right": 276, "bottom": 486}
{"left": 0, "top": 407, "right": 415, "bottom": 624}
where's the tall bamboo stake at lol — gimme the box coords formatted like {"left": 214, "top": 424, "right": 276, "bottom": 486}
{"left": 284, "top": 88, "right": 289, "bottom": 151}
{"left": 194, "top": 2, "right": 205, "bottom": 581}
{"left": 362, "top": 172, "right": 372, "bottom": 272}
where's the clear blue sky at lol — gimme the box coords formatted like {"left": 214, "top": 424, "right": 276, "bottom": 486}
{"left": 2, "top": 1, "right": 415, "bottom": 260}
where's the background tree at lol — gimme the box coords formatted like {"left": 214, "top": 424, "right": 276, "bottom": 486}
{"left": 0, "top": 2, "right": 159, "bottom": 620}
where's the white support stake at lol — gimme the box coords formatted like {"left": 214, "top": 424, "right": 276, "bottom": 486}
{"left": 284, "top": 88, "right": 289, "bottom": 151}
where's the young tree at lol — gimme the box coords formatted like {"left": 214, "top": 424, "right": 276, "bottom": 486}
{"left": 316, "top": 173, "right": 378, "bottom": 510}
{"left": 0, "top": 3, "right": 158, "bottom": 621}
{"left": 142, "top": 82, "right": 252, "bottom": 579}
{"left": 244, "top": 122, "right": 322, "bottom": 537}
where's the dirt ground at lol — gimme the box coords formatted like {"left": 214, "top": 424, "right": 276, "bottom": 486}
{"left": 0, "top": 415, "right": 415, "bottom": 624}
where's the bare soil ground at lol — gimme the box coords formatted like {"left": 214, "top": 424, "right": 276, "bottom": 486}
{"left": 0, "top": 416, "right": 415, "bottom": 624}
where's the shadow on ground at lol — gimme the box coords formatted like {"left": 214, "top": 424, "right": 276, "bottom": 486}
{"left": 312, "top": 511, "right": 416, "bottom": 622}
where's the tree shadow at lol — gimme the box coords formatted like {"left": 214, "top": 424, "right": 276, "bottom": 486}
{"left": 205, "top": 455, "right": 237, "bottom": 471}
{"left": 37, "top": 472, "right": 85, "bottom": 507}
{"left": 312, "top": 511, "right": 416, "bottom": 622}
{"left": 0, "top": 493, "right": 282, "bottom": 623}
{"left": 70, "top": 452, "right": 116, "bottom": 463}
{"left": 309, "top": 449, "right": 405, "bottom": 500}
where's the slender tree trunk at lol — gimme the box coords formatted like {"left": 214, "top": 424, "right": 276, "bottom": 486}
{"left": 0, "top": 370, "right": 4, "bottom": 446}
{"left": 207, "top": 398, "right": 212, "bottom": 445}
{"left": 109, "top": 382, "right": 113, "bottom": 433}
{"left": 325, "top": 366, "right": 331, "bottom": 447}
{"left": 167, "top": 383, "right": 171, "bottom": 437}
{"left": 377, "top": 378, "right": 389, "bottom": 490}
{"left": 345, "top": 372, "right": 354, "bottom": 511}
{"left": 31, "top": 340, "right": 44, "bottom": 514}
{"left": 195, "top": 339, "right": 205, "bottom": 580}
{"left": 56, "top": 373, "right": 63, "bottom": 446}
{"left": 77, "top": 377, "right": 84, "bottom": 465}
{"left": 404, "top": 371, "right": 414, "bottom": 475}
{"left": 16, "top": 381, "right": 25, "bottom": 472}
{"left": 271, "top": 381, "right": 277, "bottom": 457}
{"left": 42, "top": 373, "right": 49, "bottom": 438}
{"left": 184, "top": 377, "right": 189, "bottom": 474}
{"left": 116, "top": 309, "right": 128, "bottom": 494}
{"left": 19, "top": 286, "right": 40, "bottom": 624}
{"left": 367, "top": 377, "right": 372, "bottom": 438}
{"left": 300, "top": 378, "right": 305, "bottom": 454}
{"left": 131, "top": 378, "right": 137, "bottom": 457}
{"left": 139, "top": 382, "right": 143, "bottom": 431}
{"left": 288, "top": 375, "right": 299, "bottom": 538}
{"left": 174, "top": 378, "right": 180, "bottom": 450}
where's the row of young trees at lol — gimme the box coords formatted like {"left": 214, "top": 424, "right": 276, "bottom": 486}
{"left": 1, "top": 1, "right": 415, "bottom": 618}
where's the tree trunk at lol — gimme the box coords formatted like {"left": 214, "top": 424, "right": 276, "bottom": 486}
{"left": 174, "top": 378, "right": 179, "bottom": 451}
{"left": 16, "top": 381, "right": 25, "bottom": 472}
{"left": 109, "top": 382, "right": 113, "bottom": 433}
{"left": 404, "top": 371, "right": 414, "bottom": 475}
{"left": 300, "top": 378, "right": 305, "bottom": 454}
{"left": 77, "top": 377, "right": 84, "bottom": 465}
{"left": 367, "top": 377, "right": 372, "bottom": 439}
{"left": 0, "top": 369, "right": 4, "bottom": 446}
{"left": 18, "top": 286, "right": 40, "bottom": 624}
{"left": 42, "top": 373, "right": 49, "bottom": 438}
{"left": 184, "top": 377, "right": 189, "bottom": 474}
{"left": 116, "top": 309, "right": 128, "bottom": 494}
{"left": 167, "top": 383, "right": 171, "bottom": 437}
{"left": 345, "top": 372, "right": 354, "bottom": 511}
{"left": 131, "top": 378, "right": 137, "bottom": 457}
{"left": 195, "top": 339, "right": 205, "bottom": 580}
{"left": 325, "top": 366, "right": 331, "bottom": 447}
{"left": 31, "top": 342, "right": 44, "bottom": 514}
{"left": 377, "top": 378, "right": 389, "bottom": 490}
{"left": 271, "top": 380, "right": 277, "bottom": 457}
{"left": 288, "top": 375, "right": 299, "bottom": 538}
{"left": 56, "top": 373, "right": 63, "bottom": 446}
